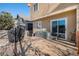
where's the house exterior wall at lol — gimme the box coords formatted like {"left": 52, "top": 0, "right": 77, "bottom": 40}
{"left": 30, "top": 3, "right": 59, "bottom": 21}
{"left": 29, "top": 3, "right": 79, "bottom": 42}
{"left": 28, "top": 3, "right": 79, "bottom": 54}
{"left": 33, "top": 10, "right": 76, "bottom": 42}
{"left": 30, "top": 3, "right": 79, "bottom": 21}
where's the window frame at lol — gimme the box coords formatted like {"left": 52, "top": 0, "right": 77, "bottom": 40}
{"left": 33, "top": 3, "right": 39, "bottom": 12}
{"left": 50, "top": 17, "right": 67, "bottom": 40}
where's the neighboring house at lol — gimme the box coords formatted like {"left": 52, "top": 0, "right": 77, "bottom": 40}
{"left": 19, "top": 15, "right": 33, "bottom": 35}
{"left": 28, "top": 3, "right": 79, "bottom": 54}
{"left": 14, "top": 15, "right": 33, "bottom": 33}
{"left": 19, "top": 15, "right": 33, "bottom": 30}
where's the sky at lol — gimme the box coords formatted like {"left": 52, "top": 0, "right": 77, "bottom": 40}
{"left": 0, "top": 3, "right": 30, "bottom": 17}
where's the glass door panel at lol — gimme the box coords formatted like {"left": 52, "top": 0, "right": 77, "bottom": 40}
{"left": 51, "top": 21, "right": 57, "bottom": 36}
{"left": 51, "top": 18, "right": 66, "bottom": 39}
{"left": 58, "top": 20, "right": 65, "bottom": 38}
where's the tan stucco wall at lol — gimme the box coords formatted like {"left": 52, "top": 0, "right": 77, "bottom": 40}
{"left": 30, "top": 3, "right": 79, "bottom": 21}
{"left": 30, "top": 3, "right": 60, "bottom": 21}
{"left": 33, "top": 10, "right": 76, "bottom": 42}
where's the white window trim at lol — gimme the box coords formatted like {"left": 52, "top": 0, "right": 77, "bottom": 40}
{"left": 34, "top": 21, "right": 42, "bottom": 29}
{"left": 33, "top": 3, "right": 39, "bottom": 12}
{"left": 50, "top": 17, "right": 68, "bottom": 40}
{"left": 37, "top": 21, "right": 42, "bottom": 29}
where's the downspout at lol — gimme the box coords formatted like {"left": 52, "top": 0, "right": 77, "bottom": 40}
{"left": 76, "top": 6, "right": 79, "bottom": 55}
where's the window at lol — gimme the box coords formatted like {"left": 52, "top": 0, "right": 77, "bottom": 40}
{"left": 37, "top": 21, "right": 42, "bottom": 29}
{"left": 34, "top": 21, "right": 42, "bottom": 29}
{"left": 33, "top": 3, "right": 38, "bottom": 12}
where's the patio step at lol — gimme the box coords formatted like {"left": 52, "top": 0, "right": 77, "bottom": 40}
{"left": 47, "top": 39, "right": 77, "bottom": 51}
{"left": 56, "top": 40, "right": 76, "bottom": 46}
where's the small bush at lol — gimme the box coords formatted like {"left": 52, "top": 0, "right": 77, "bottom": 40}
{"left": 0, "top": 11, "right": 14, "bottom": 30}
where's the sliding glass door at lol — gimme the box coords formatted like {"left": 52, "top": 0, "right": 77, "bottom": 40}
{"left": 50, "top": 18, "right": 67, "bottom": 40}
{"left": 58, "top": 20, "right": 65, "bottom": 38}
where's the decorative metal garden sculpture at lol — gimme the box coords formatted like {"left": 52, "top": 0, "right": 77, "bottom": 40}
{"left": 8, "top": 15, "right": 25, "bottom": 56}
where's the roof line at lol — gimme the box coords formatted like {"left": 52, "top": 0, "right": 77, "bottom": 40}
{"left": 33, "top": 5, "right": 78, "bottom": 21}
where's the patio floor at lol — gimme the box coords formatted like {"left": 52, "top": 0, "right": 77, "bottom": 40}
{"left": 0, "top": 30, "right": 78, "bottom": 56}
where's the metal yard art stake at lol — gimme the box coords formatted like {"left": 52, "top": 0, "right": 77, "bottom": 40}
{"left": 14, "top": 27, "right": 17, "bottom": 56}
{"left": 8, "top": 15, "right": 25, "bottom": 56}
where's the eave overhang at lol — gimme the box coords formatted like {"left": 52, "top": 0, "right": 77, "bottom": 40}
{"left": 33, "top": 5, "right": 78, "bottom": 21}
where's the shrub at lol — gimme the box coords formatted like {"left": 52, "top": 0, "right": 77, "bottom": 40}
{"left": 0, "top": 11, "right": 14, "bottom": 30}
